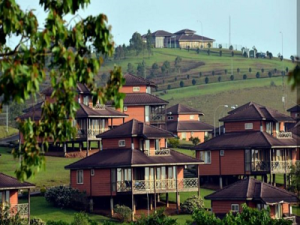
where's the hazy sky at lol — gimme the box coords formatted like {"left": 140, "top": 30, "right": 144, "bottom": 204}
{"left": 16, "top": 0, "right": 297, "bottom": 58}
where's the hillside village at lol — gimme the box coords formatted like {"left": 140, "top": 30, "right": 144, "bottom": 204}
{"left": 0, "top": 1, "right": 299, "bottom": 225}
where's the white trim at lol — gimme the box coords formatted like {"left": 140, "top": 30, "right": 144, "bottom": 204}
{"left": 231, "top": 204, "right": 239, "bottom": 212}
{"left": 123, "top": 106, "right": 128, "bottom": 112}
{"left": 133, "top": 87, "right": 140, "bottom": 92}
{"left": 245, "top": 123, "right": 253, "bottom": 130}
{"left": 119, "top": 140, "right": 126, "bottom": 147}
{"left": 91, "top": 169, "right": 95, "bottom": 176}
{"left": 77, "top": 170, "right": 83, "bottom": 184}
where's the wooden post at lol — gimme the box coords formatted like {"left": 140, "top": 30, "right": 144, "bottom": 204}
{"left": 284, "top": 174, "right": 287, "bottom": 189}
{"left": 79, "top": 142, "right": 82, "bottom": 151}
{"left": 110, "top": 197, "right": 114, "bottom": 216}
{"left": 273, "top": 174, "right": 276, "bottom": 186}
{"left": 219, "top": 176, "right": 223, "bottom": 189}
{"left": 157, "top": 194, "right": 160, "bottom": 203}
{"left": 197, "top": 165, "right": 201, "bottom": 197}
{"left": 28, "top": 189, "right": 30, "bottom": 223}
{"left": 269, "top": 149, "right": 272, "bottom": 184}
{"left": 86, "top": 141, "right": 89, "bottom": 157}
{"left": 131, "top": 169, "right": 135, "bottom": 221}
{"left": 63, "top": 143, "right": 67, "bottom": 156}
{"left": 166, "top": 193, "right": 169, "bottom": 208}
{"left": 176, "top": 166, "right": 179, "bottom": 213}
{"left": 150, "top": 195, "right": 153, "bottom": 210}
{"left": 89, "top": 198, "right": 94, "bottom": 212}
{"left": 154, "top": 167, "right": 157, "bottom": 213}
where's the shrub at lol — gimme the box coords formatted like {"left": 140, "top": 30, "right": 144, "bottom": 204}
{"left": 237, "top": 68, "right": 240, "bottom": 73}
{"left": 270, "top": 81, "right": 276, "bottom": 87}
{"left": 192, "top": 79, "right": 196, "bottom": 85}
{"left": 286, "top": 67, "right": 289, "bottom": 72}
{"left": 243, "top": 74, "right": 247, "bottom": 80}
{"left": 219, "top": 50, "right": 222, "bottom": 56}
{"left": 192, "top": 137, "right": 200, "bottom": 146}
{"left": 224, "top": 69, "right": 227, "bottom": 74}
{"left": 167, "top": 84, "right": 171, "bottom": 90}
{"left": 218, "top": 76, "right": 221, "bottom": 82}
{"left": 40, "top": 187, "right": 46, "bottom": 196}
{"left": 46, "top": 221, "right": 69, "bottom": 225}
{"left": 133, "top": 208, "right": 176, "bottom": 225}
{"left": 71, "top": 212, "right": 97, "bottom": 225}
{"left": 174, "top": 77, "right": 177, "bottom": 81}
{"left": 45, "top": 186, "right": 88, "bottom": 210}
{"left": 31, "top": 218, "right": 46, "bottom": 225}
{"left": 191, "top": 209, "right": 220, "bottom": 224}
{"left": 204, "top": 77, "right": 209, "bottom": 84}
{"left": 261, "top": 68, "right": 264, "bottom": 73}
{"left": 168, "top": 138, "right": 179, "bottom": 148}
{"left": 268, "top": 71, "right": 272, "bottom": 77}
{"left": 187, "top": 74, "right": 190, "bottom": 79}
{"left": 230, "top": 75, "right": 234, "bottom": 81}
{"left": 212, "top": 71, "right": 215, "bottom": 76}
{"left": 114, "top": 204, "right": 132, "bottom": 222}
{"left": 249, "top": 67, "right": 252, "bottom": 73}
{"left": 243, "top": 51, "right": 248, "bottom": 57}
{"left": 199, "top": 72, "right": 202, "bottom": 77}
{"left": 179, "top": 81, "right": 184, "bottom": 87}
{"left": 181, "top": 195, "right": 204, "bottom": 214}
{"left": 256, "top": 72, "right": 260, "bottom": 78}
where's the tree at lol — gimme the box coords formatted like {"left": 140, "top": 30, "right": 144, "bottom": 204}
{"left": 192, "top": 79, "right": 196, "bottom": 85}
{"left": 212, "top": 71, "right": 215, "bottom": 76}
{"left": 267, "top": 51, "right": 273, "bottom": 59}
{"left": 179, "top": 81, "right": 184, "bottom": 87}
{"left": 0, "top": 0, "right": 125, "bottom": 180}
{"left": 167, "top": 84, "right": 171, "bottom": 89}
{"left": 288, "top": 162, "right": 300, "bottom": 198}
{"left": 243, "top": 51, "right": 248, "bottom": 57}
{"left": 219, "top": 50, "right": 222, "bottom": 57}
{"left": 286, "top": 67, "right": 289, "bottom": 73}
{"left": 230, "top": 75, "right": 234, "bottom": 81}
{"left": 130, "top": 32, "right": 144, "bottom": 55}
{"left": 161, "top": 61, "right": 171, "bottom": 75}
{"left": 204, "top": 77, "right": 209, "bottom": 84}
{"left": 249, "top": 68, "right": 252, "bottom": 73}
{"left": 122, "top": 44, "right": 128, "bottom": 59}
{"left": 224, "top": 69, "right": 228, "bottom": 75}
{"left": 261, "top": 68, "right": 264, "bottom": 73}
{"left": 268, "top": 71, "right": 272, "bottom": 77}
{"left": 174, "top": 56, "right": 182, "bottom": 73}
{"left": 256, "top": 72, "right": 260, "bottom": 78}
{"left": 187, "top": 74, "right": 190, "bottom": 79}
{"left": 229, "top": 45, "right": 233, "bottom": 50}
{"left": 237, "top": 68, "right": 240, "bottom": 73}
{"left": 207, "top": 42, "right": 211, "bottom": 48}
{"left": 218, "top": 44, "right": 222, "bottom": 49}
{"left": 146, "top": 29, "right": 153, "bottom": 57}
{"left": 243, "top": 74, "right": 247, "bottom": 80}
{"left": 218, "top": 76, "right": 221, "bottom": 82}
{"left": 150, "top": 62, "right": 159, "bottom": 77}
{"left": 137, "top": 60, "right": 146, "bottom": 78}
{"left": 291, "top": 55, "right": 295, "bottom": 63}
{"left": 231, "top": 51, "right": 234, "bottom": 57}
{"left": 199, "top": 72, "right": 202, "bottom": 77}
{"left": 207, "top": 49, "right": 210, "bottom": 55}
{"left": 196, "top": 47, "right": 200, "bottom": 54}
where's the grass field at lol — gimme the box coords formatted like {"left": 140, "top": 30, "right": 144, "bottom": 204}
{"left": 0, "top": 126, "right": 18, "bottom": 139}
{"left": 173, "top": 148, "right": 195, "bottom": 158}
{"left": 0, "top": 147, "right": 77, "bottom": 189}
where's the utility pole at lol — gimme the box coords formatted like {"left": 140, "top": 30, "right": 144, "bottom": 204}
{"left": 229, "top": 16, "right": 233, "bottom": 76}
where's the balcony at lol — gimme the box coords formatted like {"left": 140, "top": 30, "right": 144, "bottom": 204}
{"left": 251, "top": 161, "right": 270, "bottom": 172}
{"left": 149, "top": 113, "right": 165, "bottom": 124}
{"left": 77, "top": 128, "right": 108, "bottom": 139}
{"left": 283, "top": 215, "right": 296, "bottom": 224}
{"left": 10, "top": 203, "right": 29, "bottom": 218}
{"left": 154, "top": 149, "right": 170, "bottom": 156}
{"left": 271, "top": 160, "right": 300, "bottom": 174}
{"left": 116, "top": 178, "right": 198, "bottom": 194}
{"left": 276, "top": 132, "right": 293, "bottom": 139}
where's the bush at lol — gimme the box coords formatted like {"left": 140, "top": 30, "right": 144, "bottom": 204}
{"left": 190, "top": 137, "right": 200, "bottom": 146}
{"left": 47, "top": 221, "right": 70, "bottom": 225}
{"left": 268, "top": 71, "right": 272, "bottom": 77}
{"left": 114, "top": 204, "right": 132, "bottom": 222}
{"left": 71, "top": 212, "right": 97, "bottom": 225}
{"left": 230, "top": 75, "right": 234, "bottom": 81}
{"left": 256, "top": 72, "right": 260, "bottom": 78}
{"left": 218, "top": 76, "right": 221, "bottom": 82}
{"left": 168, "top": 138, "right": 179, "bottom": 148}
{"left": 261, "top": 68, "right": 264, "bottom": 73}
{"left": 270, "top": 81, "right": 276, "bottom": 87}
{"left": 199, "top": 72, "right": 202, "bottom": 77}
{"left": 31, "top": 218, "right": 46, "bottom": 225}
{"left": 179, "top": 81, "right": 184, "bottom": 87}
{"left": 249, "top": 67, "right": 252, "bottom": 73}
{"left": 133, "top": 208, "right": 176, "bottom": 225}
{"left": 167, "top": 84, "right": 171, "bottom": 90}
{"left": 204, "top": 77, "right": 209, "bottom": 84}
{"left": 192, "top": 79, "right": 196, "bottom": 85}
{"left": 237, "top": 68, "right": 240, "bottom": 73}
{"left": 212, "top": 71, "right": 215, "bottom": 76}
{"left": 243, "top": 74, "right": 247, "bottom": 80}
{"left": 40, "top": 187, "right": 46, "bottom": 196}
{"left": 187, "top": 74, "right": 190, "bottom": 79}
{"left": 224, "top": 69, "right": 227, "bottom": 74}
{"left": 45, "top": 186, "right": 88, "bottom": 210}
{"left": 181, "top": 195, "right": 204, "bottom": 214}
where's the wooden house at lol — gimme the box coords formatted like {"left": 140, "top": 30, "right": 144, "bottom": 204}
{"left": 0, "top": 173, "right": 35, "bottom": 221}
{"left": 65, "top": 119, "right": 202, "bottom": 219}
{"left": 166, "top": 104, "right": 213, "bottom": 141}
{"left": 205, "top": 178, "right": 299, "bottom": 223}
{"left": 195, "top": 102, "right": 299, "bottom": 189}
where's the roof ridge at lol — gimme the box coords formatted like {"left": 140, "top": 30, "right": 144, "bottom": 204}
{"left": 260, "top": 132, "right": 273, "bottom": 146}
{"left": 252, "top": 104, "right": 265, "bottom": 119}
{"left": 246, "top": 178, "right": 251, "bottom": 198}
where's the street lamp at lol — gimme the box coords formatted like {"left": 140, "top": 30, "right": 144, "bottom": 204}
{"left": 217, "top": 105, "right": 237, "bottom": 135}
{"left": 197, "top": 20, "right": 204, "bottom": 49}
{"left": 214, "top": 105, "right": 228, "bottom": 137}
{"left": 280, "top": 31, "right": 283, "bottom": 59}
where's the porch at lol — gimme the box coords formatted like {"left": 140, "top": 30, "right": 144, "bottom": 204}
{"left": 10, "top": 203, "right": 29, "bottom": 218}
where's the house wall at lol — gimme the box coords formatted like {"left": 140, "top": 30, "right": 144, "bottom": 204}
{"left": 220, "top": 150, "right": 244, "bottom": 175}
{"left": 102, "top": 138, "right": 132, "bottom": 150}
{"left": 155, "top": 37, "right": 165, "bottom": 48}
{"left": 211, "top": 200, "right": 244, "bottom": 214}
{"left": 9, "top": 190, "right": 18, "bottom": 205}
{"left": 70, "top": 169, "right": 112, "bottom": 197}
{"left": 270, "top": 205, "right": 275, "bottom": 218}
{"left": 224, "top": 121, "right": 261, "bottom": 132}
{"left": 197, "top": 150, "right": 220, "bottom": 175}
{"left": 178, "top": 114, "right": 199, "bottom": 121}
{"left": 282, "top": 203, "right": 289, "bottom": 214}
{"left": 177, "top": 131, "right": 205, "bottom": 142}
{"left": 120, "top": 86, "right": 147, "bottom": 94}
{"left": 123, "top": 106, "right": 146, "bottom": 124}
{"left": 178, "top": 41, "right": 213, "bottom": 49}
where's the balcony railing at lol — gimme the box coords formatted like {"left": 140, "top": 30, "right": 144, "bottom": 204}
{"left": 77, "top": 128, "right": 108, "bottom": 139}
{"left": 276, "top": 132, "right": 293, "bottom": 139}
{"left": 116, "top": 178, "right": 198, "bottom": 193}
{"left": 251, "top": 161, "right": 270, "bottom": 172}
{"left": 10, "top": 204, "right": 29, "bottom": 218}
{"left": 283, "top": 215, "right": 296, "bottom": 224}
{"left": 271, "top": 160, "right": 300, "bottom": 174}
{"left": 150, "top": 113, "right": 165, "bottom": 123}
{"left": 154, "top": 149, "right": 170, "bottom": 156}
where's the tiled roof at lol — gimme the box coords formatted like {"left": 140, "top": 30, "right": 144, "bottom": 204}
{"left": 287, "top": 105, "right": 300, "bottom": 112}
{"left": 288, "top": 121, "right": 300, "bottom": 137}
{"left": 174, "top": 29, "right": 196, "bottom": 35}
{"left": 221, "top": 102, "right": 294, "bottom": 122}
{"left": 167, "top": 121, "right": 213, "bottom": 132}
{"left": 177, "top": 34, "right": 214, "bottom": 42}
{"left": 41, "top": 83, "right": 91, "bottom": 96}
{"left": 107, "top": 93, "right": 168, "bottom": 106}
{"left": 65, "top": 148, "right": 202, "bottom": 169}
{"left": 76, "top": 104, "right": 127, "bottom": 118}
{"left": 123, "top": 74, "right": 156, "bottom": 87}
{"left": 194, "top": 131, "right": 299, "bottom": 150}
{"left": 166, "top": 104, "right": 203, "bottom": 115}
{"left": 0, "top": 173, "right": 35, "bottom": 190}
{"left": 97, "top": 119, "right": 174, "bottom": 139}
{"left": 18, "top": 108, "right": 42, "bottom": 121}
{"left": 152, "top": 30, "right": 173, "bottom": 37}
{"left": 23, "top": 102, "right": 44, "bottom": 113}
{"left": 205, "top": 178, "right": 299, "bottom": 204}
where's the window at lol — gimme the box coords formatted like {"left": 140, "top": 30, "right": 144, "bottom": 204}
{"left": 191, "top": 132, "right": 194, "bottom": 136}
{"left": 83, "top": 96, "right": 89, "bottom": 106}
{"left": 91, "top": 169, "right": 95, "bottom": 176}
{"left": 78, "top": 97, "right": 81, "bottom": 103}
{"left": 119, "top": 140, "right": 125, "bottom": 147}
{"left": 200, "top": 151, "right": 211, "bottom": 164}
{"left": 266, "top": 122, "right": 273, "bottom": 134}
{"left": 245, "top": 123, "right": 253, "bottom": 129}
{"left": 123, "top": 106, "right": 128, "bottom": 112}
{"left": 77, "top": 170, "right": 83, "bottom": 184}
{"left": 145, "top": 106, "right": 150, "bottom": 122}
{"left": 182, "top": 132, "right": 186, "bottom": 139}
{"left": 168, "top": 116, "right": 173, "bottom": 120}
{"left": 133, "top": 87, "right": 140, "bottom": 92}
{"left": 190, "top": 115, "right": 194, "bottom": 120}
{"left": 231, "top": 204, "right": 239, "bottom": 212}
{"left": 220, "top": 150, "right": 224, "bottom": 156}
{"left": 146, "top": 86, "right": 151, "bottom": 94}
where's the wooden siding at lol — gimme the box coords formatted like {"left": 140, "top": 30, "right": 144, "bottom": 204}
{"left": 102, "top": 138, "right": 132, "bottom": 150}
{"left": 177, "top": 131, "right": 205, "bottom": 142}
{"left": 212, "top": 200, "right": 244, "bottom": 214}
{"left": 10, "top": 190, "right": 18, "bottom": 205}
{"left": 91, "top": 169, "right": 112, "bottom": 196}
{"left": 220, "top": 150, "right": 244, "bottom": 175}
{"left": 178, "top": 114, "right": 199, "bottom": 121}
{"left": 120, "top": 86, "right": 147, "bottom": 93}
{"left": 224, "top": 121, "right": 261, "bottom": 132}
{"left": 70, "top": 170, "right": 91, "bottom": 195}
{"left": 198, "top": 150, "right": 220, "bottom": 175}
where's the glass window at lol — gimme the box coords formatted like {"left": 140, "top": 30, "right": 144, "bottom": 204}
{"left": 182, "top": 132, "right": 186, "bottom": 139}
{"left": 83, "top": 96, "right": 89, "bottom": 106}
{"left": 200, "top": 151, "right": 211, "bottom": 164}
{"left": 168, "top": 116, "right": 173, "bottom": 120}
{"left": 91, "top": 169, "right": 95, "bottom": 176}
{"left": 0, "top": 192, "right": 2, "bottom": 203}
{"left": 145, "top": 106, "right": 150, "bottom": 122}
{"left": 145, "top": 140, "right": 150, "bottom": 150}
{"left": 133, "top": 87, "right": 140, "bottom": 92}
{"left": 5, "top": 191, "right": 9, "bottom": 203}
{"left": 245, "top": 123, "right": 253, "bottom": 129}
{"left": 77, "top": 170, "right": 83, "bottom": 184}
{"left": 231, "top": 204, "right": 239, "bottom": 212}
{"left": 118, "top": 140, "right": 125, "bottom": 147}
{"left": 190, "top": 115, "right": 194, "bottom": 120}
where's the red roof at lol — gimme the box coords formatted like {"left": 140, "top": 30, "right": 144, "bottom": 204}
{"left": 123, "top": 74, "right": 156, "bottom": 87}
{"left": 166, "top": 104, "right": 204, "bottom": 115}
{"left": 107, "top": 93, "right": 168, "bottom": 106}
{"left": 167, "top": 121, "right": 213, "bottom": 132}
{"left": 0, "top": 173, "right": 35, "bottom": 190}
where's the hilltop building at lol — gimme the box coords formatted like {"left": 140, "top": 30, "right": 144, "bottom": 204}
{"left": 195, "top": 102, "right": 299, "bottom": 189}
{"left": 166, "top": 104, "right": 213, "bottom": 141}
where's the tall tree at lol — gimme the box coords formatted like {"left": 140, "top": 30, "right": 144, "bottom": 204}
{"left": 0, "top": 0, "right": 125, "bottom": 180}
{"left": 146, "top": 29, "right": 153, "bottom": 57}
{"left": 129, "top": 32, "right": 144, "bottom": 56}
{"left": 174, "top": 56, "right": 182, "bottom": 74}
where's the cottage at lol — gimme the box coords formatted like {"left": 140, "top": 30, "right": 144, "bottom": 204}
{"left": 0, "top": 173, "right": 35, "bottom": 221}
{"left": 195, "top": 102, "right": 299, "bottom": 189}
{"left": 166, "top": 104, "right": 213, "bottom": 141}
{"left": 205, "top": 178, "right": 299, "bottom": 222}
{"left": 173, "top": 29, "right": 214, "bottom": 49}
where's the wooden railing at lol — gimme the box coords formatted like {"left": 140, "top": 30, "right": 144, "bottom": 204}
{"left": 116, "top": 178, "right": 198, "bottom": 193}
{"left": 283, "top": 215, "right": 296, "bottom": 224}
{"left": 10, "top": 204, "right": 29, "bottom": 218}
{"left": 276, "top": 132, "right": 293, "bottom": 139}
{"left": 271, "top": 160, "right": 300, "bottom": 174}
{"left": 149, "top": 113, "right": 165, "bottom": 124}
{"left": 154, "top": 149, "right": 170, "bottom": 156}
{"left": 251, "top": 160, "right": 270, "bottom": 172}
{"left": 77, "top": 128, "right": 108, "bottom": 139}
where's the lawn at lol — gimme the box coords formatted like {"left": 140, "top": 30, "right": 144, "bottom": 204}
{"left": 173, "top": 148, "right": 195, "bottom": 158}
{"left": 0, "top": 147, "right": 78, "bottom": 189}
{"left": 20, "top": 196, "right": 115, "bottom": 224}
{"left": 0, "top": 125, "right": 18, "bottom": 139}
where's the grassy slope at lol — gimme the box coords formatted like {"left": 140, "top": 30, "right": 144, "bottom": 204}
{"left": 0, "top": 147, "right": 77, "bottom": 189}
{"left": 0, "top": 126, "right": 18, "bottom": 139}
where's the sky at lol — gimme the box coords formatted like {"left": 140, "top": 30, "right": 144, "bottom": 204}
{"left": 16, "top": 0, "right": 297, "bottom": 58}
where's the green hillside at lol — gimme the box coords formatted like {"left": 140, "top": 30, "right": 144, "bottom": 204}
{"left": 98, "top": 48, "right": 294, "bottom": 91}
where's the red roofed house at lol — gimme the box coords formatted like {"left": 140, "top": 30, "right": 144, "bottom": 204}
{"left": 205, "top": 178, "right": 299, "bottom": 222}
{"left": 287, "top": 105, "right": 300, "bottom": 121}
{"left": 166, "top": 104, "right": 213, "bottom": 142}
{"left": 0, "top": 173, "right": 35, "bottom": 221}
{"left": 195, "top": 102, "right": 299, "bottom": 189}
{"left": 18, "top": 83, "right": 127, "bottom": 155}
{"left": 65, "top": 119, "right": 202, "bottom": 219}
{"left": 106, "top": 74, "right": 168, "bottom": 128}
